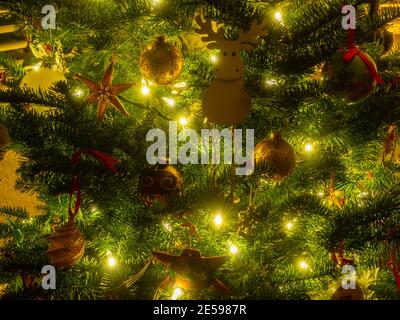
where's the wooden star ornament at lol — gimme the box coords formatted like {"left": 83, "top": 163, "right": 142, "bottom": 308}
{"left": 74, "top": 61, "right": 133, "bottom": 121}
{"left": 152, "top": 248, "right": 231, "bottom": 294}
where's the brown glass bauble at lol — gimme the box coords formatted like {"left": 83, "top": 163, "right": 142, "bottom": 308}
{"left": 331, "top": 285, "right": 364, "bottom": 300}
{"left": 139, "top": 36, "right": 184, "bottom": 85}
{"left": 138, "top": 164, "right": 183, "bottom": 206}
{"left": 47, "top": 220, "right": 85, "bottom": 270}
{"left": 254, "top": 133, "right": 296, "bottom": 181}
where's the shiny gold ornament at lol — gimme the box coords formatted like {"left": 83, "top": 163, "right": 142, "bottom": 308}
{"left": 139, "top": 36, "right": 184, "bottom": 85}
{"left": 254, "top": 133, "right": 296, "bottom": 181}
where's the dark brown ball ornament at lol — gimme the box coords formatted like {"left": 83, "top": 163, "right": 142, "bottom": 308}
{"left": 331, "top": 285, "right": 364, "bottom": 300}
{"left": 47, "top": 220, "right": 85, "bottom": 270}
{"left": 139, "top": 164, "right": 183, "bottom": 207}
{"left": 254, "top": 133, "right": 296, "bottom": 181}
{"left": 139, "top": 36, "right": 184, "bottom": 85}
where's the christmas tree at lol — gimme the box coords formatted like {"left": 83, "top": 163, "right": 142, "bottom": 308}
{"left": 1, "top": 0, "right": 400, "bottom": 301}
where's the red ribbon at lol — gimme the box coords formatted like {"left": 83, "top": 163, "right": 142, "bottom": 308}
{"left": 386, "top": 226, "right": 400, "bottom": 290}
{"left": 387, "top": 253, "right": 400, "bottom": 290}
{"left": 343, "top": 29, "right": 383, "bottom": 85}
{"left": 331, "top": 240, "right": 354, "bottom": 267}
{"left": 68, "top": 148, "right": 120, "bottom": 219}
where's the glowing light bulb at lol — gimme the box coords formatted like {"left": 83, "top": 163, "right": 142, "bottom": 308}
{"left": 274, "top": 11, "right": 283, "bottom": 22}
{"left": 32, "top": 62, "right": 42, "bottom": 71}
{"left": 317, "top": 191, "right": 324, "bottom": 197}
{"left": 74, "top": 88, "right": 83, "bottom": 97}
{"left": 286, "top": 222, "right": 294, "bottom": 230}
{"left": 107, "top": 251, "right": 116, "bottom": 267}
{"left": 305, "top": 143, "right": 313, "bottom": 152}
{"left": 299, "top": 260, "right": 309, "bottom": 270}
{"left": 141, "top": 79, "right": 150, "bottom": 95}
{"left": 214, "top": 213, "right": 222, "bottom": 226}
{"left": 174, "top": 82, "right": 187, "bottom": 88}
{"left": 162, "top": 97, "right": 175, "bottom": 107}
{"left": 210, "top": 55, "right": 218, "bottom": 63}
{"left": 229, "top": 244, "right": 238, "bottom": 255}
{"left": 179, "top": 117, "right": 188, "bottom": 126}
{"left": 171, "top": 287, "right": 183, "bottom": 300}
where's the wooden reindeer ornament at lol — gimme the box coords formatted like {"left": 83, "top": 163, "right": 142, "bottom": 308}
{"left": 195, "top": 16, "right": 268, "bottom": 125}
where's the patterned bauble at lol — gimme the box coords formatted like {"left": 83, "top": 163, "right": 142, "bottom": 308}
{"left": 331, "top": 285, "right": 364, "bottom": 300}
{"left": 0, "top": 124, "right": 11, "bottom": 161}
{"left": 139, "top": 36, "right": 184, "bottom": 85}
{"left": 254, "top": 133, "right": 296, "bottom": 181}
{"left": 152, "top": 248, "right": 230, "bottom": 293}
{"left": 47, "top": 220, "right": 84, "bottom": 270}
{"left": 322, "top": 49, "right": 379, "bottom": 105}
{"left": 138, "top": 164, "right": 183, "bottom": 207}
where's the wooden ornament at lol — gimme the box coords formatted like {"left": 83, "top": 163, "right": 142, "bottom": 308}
{"left": 331, "top": 285, "right": 364, "bottom": 300}
{"left": 195, "top": 16, "right": 268, "bottom": 125}
{"left": 47, "top": 219, "right": 85, "bottom": 270}
{"left": 139, "top": 36, "right": 184, "bottom": 85}
{"left": 237, "top": 205, "right": 256, "bottom": 236}
{"left": 254, "top": 133, "right": 296, "bottom": 181}
{"left": 138, "top": 164, "right": 183, "bottom": 207}
{"left": 152, "top": 248, "right": 230, "bottom": 293}
{"left": 74, "top": 61, "right": 133, "bottom": 122}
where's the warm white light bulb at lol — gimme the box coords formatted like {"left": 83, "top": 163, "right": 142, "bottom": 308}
{"left": 174, "top": 82, "right": 187, "bottom": 88}
{"left": 286, "top": 222, "right": 294, "bottom": 230}
{"left": 163, "top": 97, "right": 175, "bottom": 107}
{"left": 274, "top": 11, "right": 283, "bottom": 22}
{"left": 210, "top": 55, "right": 218, "bottom": 63}
{"left": 74, "top": 89, "right": 83, "bottom": 97}
{"left": 299, "top": 260, "right": 309, "bottom": 270}
{"left": 141, "top": 85, "right": 150, "bottom": 95}
{"left": 305, "top": 144, "right": 313, "bottom": 152}
{"left": 107, "top": 251, "right": 116, "bottom": 267}
{"left": 171, "top": 287, "right": 183, "bottom": 300}
{"left": 214, "top": 214, "right": 222, "bottom": 226}
{"left": 179, "top": 117, "right": 188, "bottom": 126}
{"left": 229, "top": 245, "right": 238, "bottom": 255}
{"left": 108, "top": 256, "right": 116, "bottom": 267}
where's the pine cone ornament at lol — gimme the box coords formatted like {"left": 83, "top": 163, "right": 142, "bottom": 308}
{"left": 47, "top": 220, "right": 84, "bottom": 270}
{"left": 254, "top": 133, "right": 296, "bottom": 181}
{"left": 237, "top": 206, "right": 257, "bottom": 236}
{"left": 139, "top": 36, "right": 184, "bottom": 85}
{"left": 0, "top": 124, "right": 11, "bottom": 162}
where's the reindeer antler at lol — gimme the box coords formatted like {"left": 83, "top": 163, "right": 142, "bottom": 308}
{"left": 195, "top": 15, "right": 225, "bottom": 45}
{"left": 238, "top": 19, "right": 268, "bottom": 50}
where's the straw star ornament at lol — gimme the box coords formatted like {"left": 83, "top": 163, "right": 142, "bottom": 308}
{"left": 74, "top": 61, "right": 133, "bottom": 121}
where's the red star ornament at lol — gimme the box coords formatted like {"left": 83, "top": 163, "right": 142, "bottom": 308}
{"left": 152, "top": 248, "right": 231, "bottom": 294}
{"left": 74, "top": 61, "right": 133, "bottom": 121}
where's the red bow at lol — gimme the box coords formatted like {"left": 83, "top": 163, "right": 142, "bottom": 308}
{"left": 343, "top": 29, "right": 383, "bottom": 85}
